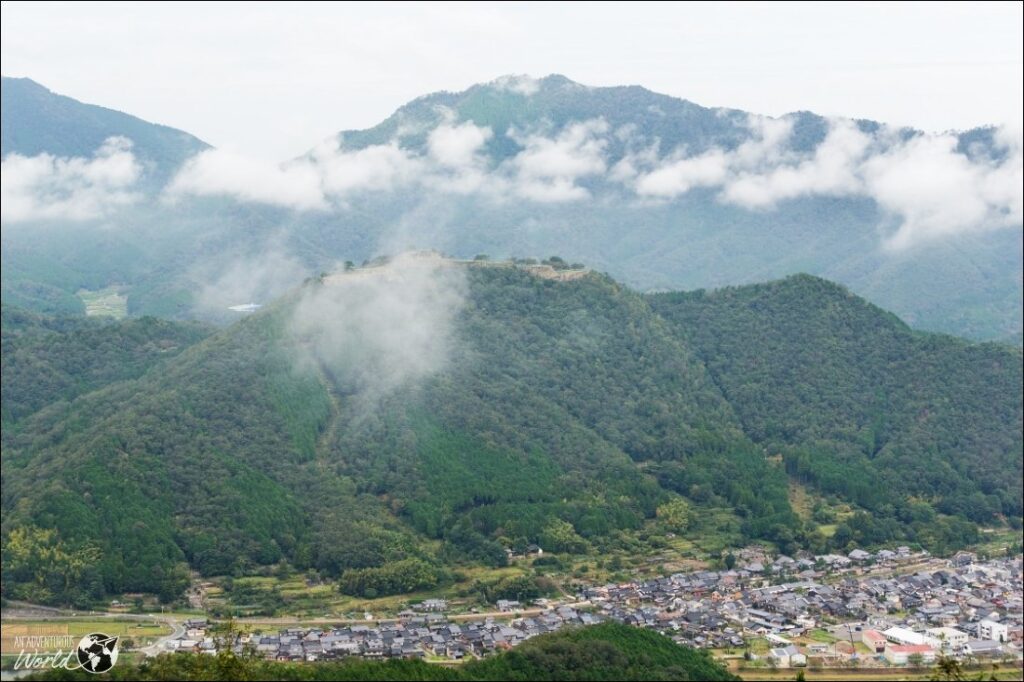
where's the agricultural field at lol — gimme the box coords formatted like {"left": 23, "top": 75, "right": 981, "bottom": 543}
{"left": 77, "top": 285, "right": 128, "bottom": 318}
{"left": 1, "top": 617, "right": 171, "bottom": 671}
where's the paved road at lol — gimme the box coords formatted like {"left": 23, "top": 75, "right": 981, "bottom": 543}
{"left": 140, "top": 617, "right": 184, "bottom": 657}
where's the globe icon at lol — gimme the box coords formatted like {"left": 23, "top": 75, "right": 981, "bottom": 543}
{"left": 76, "top": 632, "right": 119, "bottom": 674}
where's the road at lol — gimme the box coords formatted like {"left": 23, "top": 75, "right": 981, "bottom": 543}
{"left": 139, "top": 617, "right": 184, "bottom": 657}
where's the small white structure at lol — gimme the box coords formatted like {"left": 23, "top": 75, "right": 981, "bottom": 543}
{"left": 769, "top": 645, "right": 806, "bottom": 668}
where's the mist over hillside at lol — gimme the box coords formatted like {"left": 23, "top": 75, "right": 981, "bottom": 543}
{"left": 1, "top": 75, "right": 1021, "bottom": 341}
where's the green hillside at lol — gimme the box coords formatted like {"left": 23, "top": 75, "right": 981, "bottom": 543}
{"left": 650, "top": 275, "right": 1024, "bottom": 547}
{"left": 1, "top": 265, "right": 1020, "bottom": 605}
{"left": 1, "top": 77, "right": 209, "bottom": 184}
{"left": 1, "top": 305, "right": 211, "bottom": 429}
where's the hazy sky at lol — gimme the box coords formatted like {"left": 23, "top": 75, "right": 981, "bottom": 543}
{"left": 2, "top": 1, "right": 1022, "bottom": 160}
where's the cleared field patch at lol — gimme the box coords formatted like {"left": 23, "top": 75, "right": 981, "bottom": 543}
{"left": 78, "top": 286, "right": 128, "bottom": 318}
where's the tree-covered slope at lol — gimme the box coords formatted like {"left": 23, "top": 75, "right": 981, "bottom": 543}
{"left": 21, "top": 623, "right": 739, "bottom": 681}
{"left": 1, "top": 76, "right": 209, "bottom": 184}
{"left": 650, "top": 274, "right": 1024, "bottom": 528}
{"left": 1, "top": 305, "right": 211, "bottom": 429}
{"left": 2, "top": 265, "right": 1020, "bottom": 605}
{"left": 0, "top": 264, "right": 790, "bottom": 604}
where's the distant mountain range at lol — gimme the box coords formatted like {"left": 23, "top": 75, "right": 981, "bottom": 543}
{"left": 1, "top": 74, "right": 1021, "bottom": 342}
{"left": 1, "top": 262, "right": 1019, "bottom": 603}
{"left": 1, "top": 77, "right": 208, "bottom": 184}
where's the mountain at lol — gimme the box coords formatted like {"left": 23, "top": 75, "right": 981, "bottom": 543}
{"left": 1, "top": 75, "right": 1020, "bottom": 341}
{"left": 2, "top": 260, "right": 1019, "bottom": 605}
{"left": 0, "top": 76, "right": 209, "bottom": 184}
{"left": 650, "top": 276, "right": 1024, "bottom": 525}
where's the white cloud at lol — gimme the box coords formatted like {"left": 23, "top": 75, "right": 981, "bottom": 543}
{"left": 168, "top": 118, "right": 610, "bottom": 206}
{"left": 634, "top": 150, "right": 729, "bottom": 198}
{"left": 509, "top": 119, "right": 609, "bottom": 202}
{"left": 631, "top": 115, "right": 793, "bottom": 199}
{"left": 722, "top": 119, "right": 871, "bottom": 208}
{"left": 314, "top": 139, "right": 423, "bottom": 195}
{"left": 1, "top": 136, "right": 141, "bottom": 223}
{"left": 191, "top": 246, "right": 311, "bottom": 317}
{"left": 491, "top": 74, "right": 540, "bottom": 96}
{"left": 164, "top": 111, "right": 1022, "bottom": 250}
{"left": 166, "top": 139, "right": 424, "bottom": 209}
{"left": 625, "top": 115, "right": 1022, "bottom": 248}
{"left": 291, "top": 251, "right": 466, "bottom": 409}
{"left": 166, "top": 148, "right": 326, "bottom": 210}
{"left": 428, "top": 121, "right": 492, "bottom": 168}
{"left": 864, "top": 128, "right": 1023, "bottom": 249}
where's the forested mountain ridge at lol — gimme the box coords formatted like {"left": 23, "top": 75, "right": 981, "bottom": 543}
{"left": 1, "top": 76, "right": 209, "bottom": 185}
{"left": 2, "top": 75, "right": 1020, "bottom": 341}
{"left": 1, "top": 262, "right": 1020, "bottom": 605}
{"left": 650, "top": 275, "right": 1024, "bottom": 529}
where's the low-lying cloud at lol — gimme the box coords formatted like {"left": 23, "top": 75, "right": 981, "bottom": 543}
{"left": 1, "top": 136, "right": 141, "bottom": 223}
{"left": 290, "top": 252, "right": 466, "bottom": 406}
{"left": 623, "top": 116, "right": 1022, "bottom": 248}
{"left": 191, "top": 246, "right": 311, "bottom": 318}
{"left": 166, "top": 117, "right": 614, "bottom": 208}
{"left": 164, "top": 111, "right": 1023, "bottom": 250}
{"left": 509, "top": 119, "right": 609, "bottom": 202}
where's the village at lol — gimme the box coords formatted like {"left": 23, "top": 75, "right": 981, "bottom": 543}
{"left": 164, "top": 545, "right": 1023, "bottom": 673}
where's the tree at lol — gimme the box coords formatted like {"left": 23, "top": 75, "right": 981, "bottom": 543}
{"left": 724, "top": 552, "right": 737, "bottom": 570}
{"left": 656, "top": 498, "right": 692, "bottom": 532}
{"left": 930, "top": 654, "right": 965, "bottom": 681}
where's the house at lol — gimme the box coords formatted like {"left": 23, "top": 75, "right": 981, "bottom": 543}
{"left": 884, "top": 644, "right": 936, "bottom": 665}
{"left": 418, "top": 599, "right": 448, "bottom": 612}
{"left": 950, "top": 551, "right": 977, "bottom": 568}
{"left": 978, "top": 619, "right": 1008, "bottom": 643}
{"left": 883, "top": 626, "right": 927, "bottom": 646}
{"left": 849, "top": 549, "right": 872, "bottom": 563}
{"left": 496, "top": 599, "right": 522, "bottom": 612}
{"left": 185, "top": 619, "right": 209, "bottom": 639}
{"left": 769, "top": 645, "right": 806, "bottom": 668}
{"left": 861, "top": 629, "right": 887, "bottom": 653}
{"left": 964, "top": 639, "right": 1003, "bottom": 658}
{"left": 925, "top": 627, "right": 967, "bottom": 653}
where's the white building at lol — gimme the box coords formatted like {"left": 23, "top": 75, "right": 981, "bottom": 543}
{"left": 884, "top": 644, "right": 936, "bottom": 665}
{"left": 978, "top": 620, "right": 1009, "bottom": 643}
{"left": 925, "top": 627, "right": 968, "bottom": 653}
{"left": 769, "top": 645, "right": 806, "bottom": 668}
{"left": 883, "top": 626, "right": 927, "bottom": 646}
